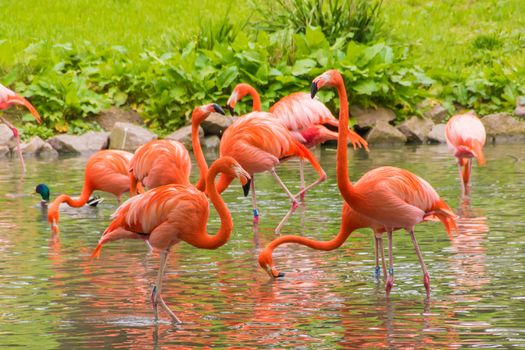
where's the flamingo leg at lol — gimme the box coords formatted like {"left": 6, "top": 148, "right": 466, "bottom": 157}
{"left": 374, "top": 235, "right": 380, "bottom": 280}
{"left": 408, "top": 229, "right": 430, "bottom": 296}
{"left": 378, "top": 235, "right": 387, "bottom": 282}
{"left": 456, "top": 159, "right": 465, "bottom": 196}
{"left": 271, "top": 169, "right": 299, "bottom": 234}
{"left": 0, "top": 117, "right": 26, "bottom": 173}
{"left": 385, "top": 230, "right": 394, "bottom": 295}
{"left": 299, "top": 158, "right": 305, "bottom": 201}
{"left": 251, "top": 176, "right": 259, "bottom": 224}
{"left": 465, "top": 158, "right": 472, "bottom": 196}
{"left": 151, "top": 249, "right": 181, "bottom": 324}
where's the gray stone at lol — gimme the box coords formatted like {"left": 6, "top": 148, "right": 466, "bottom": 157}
{"left": 165, "top": 125, "right": 204, "bottom": 150}
{"left": 515, "top": 96, "right": 525, "bottom": 118}
{"left": 366, "top": 121, "right": 407, "bottom": 144}
{"left": 109, "top": 122, "right": 157, "bottom": 152}
{"left": 0, "top": 145, "right": 10, "bottom": 158}
{"left": 0, "top": 124, "right": 15, "bottom": 147}
{"left": 427, "top": 124, "right": 447, "bottom": 143}
{"left": 482, "top": 113, "right": 525, "bottom": 143}
{"left": 417, "top": 99, "right": 448, "bottom": 123}
{"left": 39, "top": 142, "right": 59, "bottom": 158}
{"left": 48, "top": 131, "right": 110, "bottom": 154}
{"left": 351, "top": 106, "right": 396, "bottom": 130}
{"left": 20, "top": 136, "right": 46, "bottom": 155}
{"left": 203, "top": 135, "right": 221, "bottom": 149}
{"left": 201, "top": 112, "right": 233, "bottom": 136}
{"left": 397, "top": 116, "right": 434, "bottom": 143}
{"left": 92, "top": 107, "right": 144, "bottom": 131}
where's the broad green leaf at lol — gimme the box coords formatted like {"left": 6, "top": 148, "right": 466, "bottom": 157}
{"left": 292, "top": 59, "right": 317, "bottom": 76}
{"left": 353, "top": 80, "right": 380, "bottom": 95}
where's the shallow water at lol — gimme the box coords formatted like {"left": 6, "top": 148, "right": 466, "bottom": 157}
{"left": 1, "top": 143, "right": 524, "bottom": 349}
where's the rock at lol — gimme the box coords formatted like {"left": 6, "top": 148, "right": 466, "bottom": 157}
{"left": 165, "top": 125, "right": 204, "bottom": 150}
{"left": 203, "top": 135, "right": 221, "bottom": 149}
{"left": 0, "top": 124, "right": 15, "bottom": 147}
{"left": 366, "top": 121, "right": 407, "bottom": 144}
{"left": 48, "top": 131, "right": 110, "bottom": 155}
{"left": 427, "top": 124, "right": 447, "bottom": 143}
{"left": 417, "top": 99, "right": 448, "bottom": 123}
{"left": 397, "top": 116, "right": 434, "bottom": 144}
{"left": 515, "top": 96, "right": 525, "bottom": 118}
{"left": 482, "top": 113, "right": 525, "bottom": 143}
{"left": 0, "top": 145, "right": 10, "bottom": 158}
{"left": 20, "top": 136, "right": 46, "bottom": 155}
{"left": 351, "top": 106, "right": 396, "bottom": 130}
{"left": 39, "top": 142, "right": 59, "bottom": 158}
{"left": 92, "top": 107, "right": 144, "bottom": 131}
{"left": 201, "top": 112, "right": 233, "bottom": 136}
{"left": 109, "top": 122, "right": 157, "bottom": 152}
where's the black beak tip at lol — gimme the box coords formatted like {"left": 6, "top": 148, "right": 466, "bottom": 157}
{"left": 213, "top": 103, "right": 225, "bottom": 115}
{"left": 310, "top": 82, "right": 318, "bottom": 98}
{"left": 277, "top": 272, "right": 285, "bottom": 278}
{"left": 242, "top": 179, "right": 251, "bottom": 197}
{"left": 228, "top": 105, "right": 235, "bottom": 116}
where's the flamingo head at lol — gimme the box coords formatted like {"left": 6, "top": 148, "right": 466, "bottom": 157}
{"left": 311, "top": 69, "right": 343, "bottom": 98}
{"left": 258, "top": 248, "right": 285, "bottom": 278}
{"left": 0, "top": 84, "right": 42, "bottom": 124}
{"left": 226, "top": 83, "right": 253, "bottom": 116}
{"left": 35, "top": 183, "right": 50, "bottom": 202}
{"left": 47, "top": 208, "right": 60, "bottom": 234}
{"left": 212, "top": 156, "right": 251, "bottom": 187}
{"left": 191, "top": 103, "right": 225, "bottom": 125}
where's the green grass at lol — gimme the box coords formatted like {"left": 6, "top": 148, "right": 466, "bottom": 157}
{"left": 0, "top": 0, "right": 251, "bottom": 67}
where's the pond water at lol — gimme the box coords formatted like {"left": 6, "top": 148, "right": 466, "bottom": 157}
{"left": 1, "top": 143, "right": 524, "bottom": 349}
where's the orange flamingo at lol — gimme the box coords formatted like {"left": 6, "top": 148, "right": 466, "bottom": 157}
{"left": 445, "top": 112, "right": 486, "bottom": 196}
{"left": 259, "top": 70, "right": 456, "bottom": 296}
{"left": 129, "top": 139, "right": 191, "bottom": 196}
{"left": 227, "top": 83, "right": 368, "bottom": 195}
{"left": 90, "top": 156, "right": 250, "bottom": 324}
{"left": 216, "top": 111, "right": 327, "bottom": 232}
{"left": 0, "top": 83, "right": 42, "bottom": 172}
{"left": 47, "top": 150, "right": 134, "bottom": 233}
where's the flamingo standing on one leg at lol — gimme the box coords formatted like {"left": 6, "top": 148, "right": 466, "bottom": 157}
{"left": 216, "top": 111, "right": 327, "bottom": 232}
{"left": 257, "top": 70, "right": 457, "bottom": 296}
{"left": 129, "top": 140, "right": 191, "bottom": 196}
{"left": 90, "top": 156, "right": 250, "bottom": 324}
{"left": 47, "top": 150, "right": 134, "bottom": 233}
{"left": 0, "top": 84, "right": 42, "bottom": 172}
{"left": 227, "top": 83, "right": 368, "bottom": 197}
{"left": 445, "top": 112, "right": 486, "bottom": 196}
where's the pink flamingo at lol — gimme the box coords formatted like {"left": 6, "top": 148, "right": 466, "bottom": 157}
{"left": 445, "top": 112, "right": 486, "bottom": 196}
{"left": 227, "top": 83, "right": 368, "bottom": 195}
{"left": 259, "top": 70, "right": 456, "bottom": 296}
{"left": 216, "top": 111, "right": 327, "bottom": 232}
{"left": 0, "top": 83, "right": 42, "bottom": 172}
{"left": 90, "top": 156, "right": 250, "bottom": 324}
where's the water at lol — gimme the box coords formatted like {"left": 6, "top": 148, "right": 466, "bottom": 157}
{"left": 1, "top": 144, "right": 524, "bottom": 349}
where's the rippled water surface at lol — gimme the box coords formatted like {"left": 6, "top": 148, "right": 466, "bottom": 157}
{"left": 1, "top": 144, "right": 524, "bottom": 349}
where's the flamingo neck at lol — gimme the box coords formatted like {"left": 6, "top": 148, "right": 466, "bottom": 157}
{"left": 335, "top": 81, "right": 356, "bottom": 202}
{"left": 192, "top": 163, "right": 233, "bottom": 249}
{"left": 192, "top": 120, "right": 207, "bottom": 192}
{"left": 243, "top": 85, "right": 261, "bottom": 112}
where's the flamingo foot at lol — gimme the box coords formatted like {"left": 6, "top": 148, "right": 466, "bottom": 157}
{"left": 374, "top": 266, "right": 381, "bottom": 280}
{"left": 385, "top": 276, "right": 394, "bottom": 295}
{"left": 292, "top": 200, "right": 299, "bottom": 211}
{"left": 423, "top": 273, "right": 431, "bottom": 296}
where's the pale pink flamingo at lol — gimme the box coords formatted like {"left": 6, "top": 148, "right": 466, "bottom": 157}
{"left": 90, "top": 156, "right": 250, "bottom": 324}
{"left": 0, "top": 83, "right": 42, "bottom": 172}
{"left": 258, "top": 70, "right": 456, "bottom": 296}
{"left": 445, "top": 112, "right": 486, "bottom": 196}
{"left": 227, "top": 83, "right": 368, "bottom": 195}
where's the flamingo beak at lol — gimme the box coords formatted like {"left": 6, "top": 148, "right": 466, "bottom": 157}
{"left": 310, "top": 82, "right": 319, "bottom": 99}
{"left": 213, "top": 103, "right": 225, "bottom": 115}
{"left": 242, "top": 179, "right": 251, "bottom": 196}
{"left": 7, "top": 95, "right": 42, "bottom": 124}
{"left": 266, "top": 265, "right": 285, "bottom": 278}
{"left": 228, "top": 105, "right": 235, "bottom": 116}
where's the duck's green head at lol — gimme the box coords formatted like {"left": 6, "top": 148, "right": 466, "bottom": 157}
{"left": 35, "top": 184, "right": 50, "bottom": 201}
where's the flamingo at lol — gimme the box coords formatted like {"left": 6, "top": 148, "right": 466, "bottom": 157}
{"left": 35, "top": 183, "right": 103, "bottom": 209}
{"left": 129, "top": 139, "right": 191, "bottom": 196}
{"left": 227, "top": 83, "right": 368, "bottom": 196}
{"left": 216, "top": 111, "right": 327, "bottom": 232}
{"left": 47, "top": 150, "right": 134, "bottom": 233}
{"left": 259, "top": 70, "right": 456, "bottom": 296}
{"left": 90, "top": 156, "right": 250, "bottom": 324}
{"left": 445, "top": 112, "right": 486, "bottom": 196}
{"left": 0, "top": 83, "right": 42, "bottom": 172}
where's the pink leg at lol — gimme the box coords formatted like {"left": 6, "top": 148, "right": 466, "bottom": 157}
{"left": 294, "top": 170, "right": 326, "bottom": 201}
{"left": 456, "top": 159, "right": 465, "bottom": 196}
{"left": 271, "top": 169, "right": 299, "bottom": 234}
{"left": 151, "top": 249, "right": 181, "bottom": 324}
{"left": 251, "top": 176, "right": 259, "bottom": 224}
{"left": 299, "top": 159, "right": 305, "bottom": 201}
{"left": 385, "top": 230, "right": 394, "bottom": 295}
{"left": 465, "top": 159, "right": 472, "bottom": 196}
{"left": 408, "top": 229, "right": 430, "bottom": 296}
{"left": 1, "top": 117, "right": 25, "bottom": 173}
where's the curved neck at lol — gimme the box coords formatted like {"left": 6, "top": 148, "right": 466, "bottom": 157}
{"left": 243, "top": 85, "right": 261, "bottom": 112}
{"left": 189, "top": 163, "right": 233, "bottom": 249}
{"left": 335, "top": 80, "right": 356, "bottom": 202}
{"left": 192, "top": 120, "right": 207, "bottom": 192}
{"left": 50, "top": 184, "right": 93, "bottom": 210}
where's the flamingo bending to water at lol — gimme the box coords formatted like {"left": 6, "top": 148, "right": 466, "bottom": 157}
{"left": 227, "top": 83, "right": 368, "bottom": 195}
{"left": 445, "top": 112, "right": 486, "bottom": 196}
{"left": 90, "top": 156, "right": 250, "bottom": 324}
{"left": 216, "top": 111, "right": 327, "bottom": 232}
{"left": 259, "top": 70, "right": 456, "bottom": 296}
{"left": 47, "top": 150, "right": 134, "bottom": 233}
{"left": 0, "top": 84, "right": 42, "bottom": 172}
